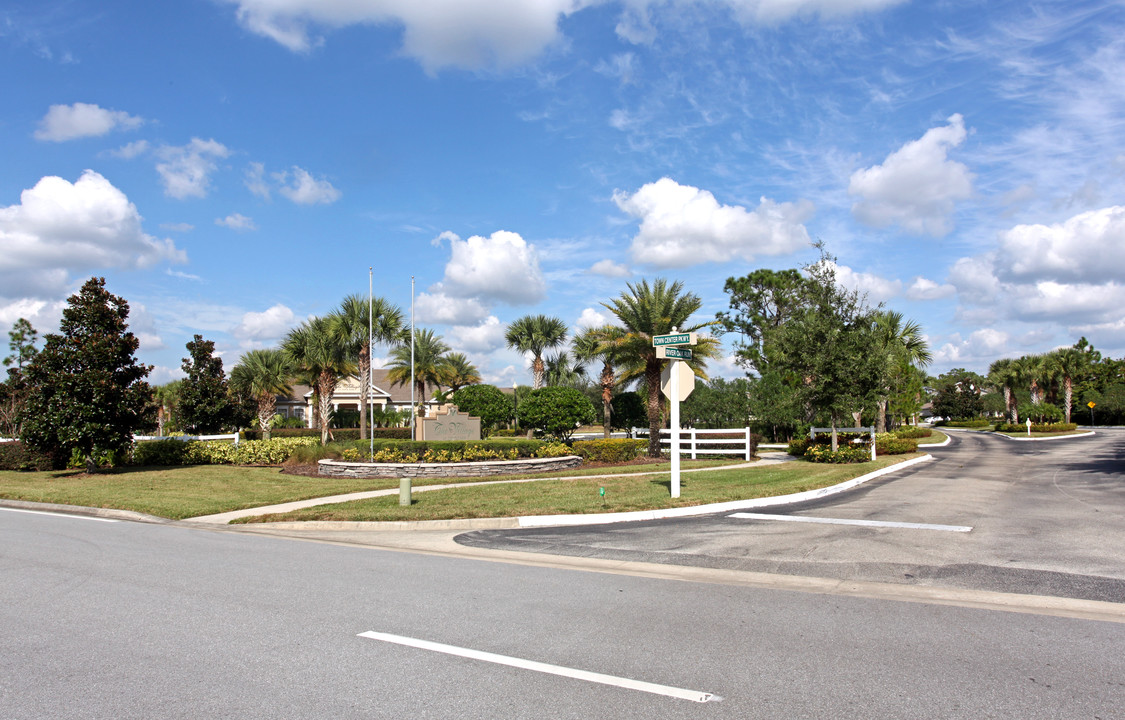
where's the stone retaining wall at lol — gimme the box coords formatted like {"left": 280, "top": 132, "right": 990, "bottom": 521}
{"left": 317, "top": 455, "right": 583, "bottom": 479}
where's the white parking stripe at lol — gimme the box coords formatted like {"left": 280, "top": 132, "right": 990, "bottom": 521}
{"left": 728, "top": 512, "right": 971, "bottom": 532}
{"left": 0, "top": 507, "right": 118, "bottom": 522}
{"left": 358, "top": 631, "right": 719, "bottom": 703}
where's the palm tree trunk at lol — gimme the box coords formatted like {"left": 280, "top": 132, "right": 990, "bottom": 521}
{"left": 1064, "top": 376, "right": 1073, "bottom": 424}
{"left": 317, "top": 371, "right": 336, "bottom": 445}
{"left": 601, "top": 362, "right": 613, "bottom": 439}
{"left": 257, "top": 392, "right": 276, "bottom": 441}
{"left": 645, "top": 360, "right": 662, "bottom": 458}
{"left": 358, "top": 348, "right": 370, "bottom": 441}
{"left": 876, "top": 397, "right": 888, "bottom": 433}
{"left": 532, "top": 355, "right": 546, "bottom": 390}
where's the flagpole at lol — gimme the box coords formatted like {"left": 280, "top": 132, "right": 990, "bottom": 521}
{"left": 410, "top": 275, "right": 416, "bottom": 440}
{"left": 368, "top": 266, "right": 374, "bottom": 461}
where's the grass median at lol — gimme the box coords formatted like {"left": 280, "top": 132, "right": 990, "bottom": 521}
{"left": 236, "top": 453, "right": 926, "bottom": 524}
{"left": 0, "top": 458, "right": 739, "bottom": 520}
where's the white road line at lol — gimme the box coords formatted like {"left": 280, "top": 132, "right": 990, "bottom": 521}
{"left": 357, "top": 631, "right": 719, "bottom": 703}
{"left": 0, "top": 507, "right": 118, "bottom": 523}
{"left": 728, "top": 512, "right": 972, "bottom": 532}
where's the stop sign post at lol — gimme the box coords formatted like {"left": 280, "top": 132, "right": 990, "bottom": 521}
{"left": 655, "top": 331, "right": 697, "bottom": 498}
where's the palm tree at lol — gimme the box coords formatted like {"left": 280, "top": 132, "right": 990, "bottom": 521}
{"left": 602, "top": 278, "right": 720, "bottom": 458}
{"left": 505, "top": 314, "right": 568, "bottom": 390}
{"left": 329, "top": 294, "right": 405, "bottom": 441}
{"left": 871, "top": 310, "right": 932, "bottom": 432}
{"left": 385, "top": 328, "right": 452, "bottom": 419}
{"left": 543, "top": 351, "right": 588, "bottom": 389}
{"left": 230, "top": 348, "right": 293, "bottom": 440}
{"left": 988, "top": 357, "right": 1021, "bottom": 423}
{"left": 444, "top": 352, "right": 481, "bottom": 394}
{"left": 1045, "top": 347, "right": 1087, "bottom": 424}
{"left": 1013, "top": 354, "right": 1046, "bottom": 411}
{"left": 282, "top": 315, "right": 354, "bottom": 444}
{"left": 573, "top": 325, "right": 627, "bottom": 438}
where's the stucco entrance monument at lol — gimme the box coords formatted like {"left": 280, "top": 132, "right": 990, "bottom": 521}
{"left": 415, "top": 405, "right": 481, "bottom": 441}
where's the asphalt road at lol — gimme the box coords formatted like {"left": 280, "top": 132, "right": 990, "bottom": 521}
{"left": 458, "top": 429, "right": 1125, "bottom": 603}
{"left": 3, "top": 507, "right": 1124, "bottom": 719}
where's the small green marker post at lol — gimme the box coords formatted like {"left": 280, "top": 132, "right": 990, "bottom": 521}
{"left": 599, "top": 486, "right": 606, "bottom": 507}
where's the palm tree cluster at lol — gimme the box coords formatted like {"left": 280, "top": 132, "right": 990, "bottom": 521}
{"left": 987, "top": 344, "right": 1097, "bottom": 424}
{"left": 230, "top": 294, "right": 481, "bottom": 443}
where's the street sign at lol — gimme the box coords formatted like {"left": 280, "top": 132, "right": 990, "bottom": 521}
{"left": 657, "top": 346, "right": 692, "bottom": 360}
{"left": 1088, "top": 401, "right": 1096, "bottom": 408}
{"left": 660, "top": 360, "right": 695, "bottom": 401}
{"left": 653, "top": 332, "right": 698, "bottom": 347}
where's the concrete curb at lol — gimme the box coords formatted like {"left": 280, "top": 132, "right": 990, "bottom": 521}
{"left": 0, "top": 498, "right": 171, "bottom": 524}
{"left": 515, "top": 454, "right": 935, "bottom": 528}
{"left": 996, "top": 430, "right": 1097, "bottom": 442}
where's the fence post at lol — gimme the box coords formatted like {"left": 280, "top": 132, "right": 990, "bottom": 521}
{"left": 745, "top": 427, "right": 751, "bottom": 461}
{"left": 870, "top": 425, "right": 876, "bottom": 460}
{"left": 690, "top": 428, "right": 697, "bottom": 459}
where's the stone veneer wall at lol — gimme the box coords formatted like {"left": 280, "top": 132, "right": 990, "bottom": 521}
{"left": 317, "top": 455, "right": 583, "bottom": 479}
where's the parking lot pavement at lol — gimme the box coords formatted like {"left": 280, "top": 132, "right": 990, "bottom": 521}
{"left": 456, "top": 430, "right": 1125, "bottom": 602}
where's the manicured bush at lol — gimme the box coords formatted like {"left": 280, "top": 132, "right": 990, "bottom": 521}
{"left": 935, "top": 419, "right": 991, "bottom": 428}
{"left": 241, "top": 427, "right": 410, "bottom": 441}
{"left": 0, "top": 441, "right": 60, "bottom": 471}
{"left": 519, "top": 387, "right": 596, "bottom": 441}
{"left": 132, "top": 438, "right": 191, "bottom": 466}
{"left": 320, "top": 438, "right": 575, "bottom": 464}
{"left": 571, "top": 438, "right": 648, "bottom": 463}
{"left": 451, "top": 385, "right": 514, "bottom": 433}
{"left": 892, "top": 427, "right": 932, "bottom": 439}
{"left": 804, "top": 444, "right": 870, "bottom": 463}
{"left": 875, "top": 434, "right": 917, "bottom": 455}
{"left": 993, "top": 422, "right": 1078, "bottom": 433}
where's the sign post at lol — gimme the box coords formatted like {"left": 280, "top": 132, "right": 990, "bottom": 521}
{"left": 1088, "top": 400, "right": 1096, "bottom": 426}
{"left": 655, "top": 329, "right": 698, "bottom": 498}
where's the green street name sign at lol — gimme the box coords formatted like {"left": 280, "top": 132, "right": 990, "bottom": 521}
{"left": 653, "top": 332, "right": 698, "bottom": 347}
{"left": 657, "top": 346, "right": 693, "bottom": 360}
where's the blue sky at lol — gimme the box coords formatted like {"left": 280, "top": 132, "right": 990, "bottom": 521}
{"left": 3, "top": 0, "right": 1123, "bottom": 386}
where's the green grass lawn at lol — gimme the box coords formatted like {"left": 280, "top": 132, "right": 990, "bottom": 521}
{"left": 237, "top": 453, "right": 925, "bottom": 523}
{"left": 0, "top": 458, "right": 742, "bottom": 520}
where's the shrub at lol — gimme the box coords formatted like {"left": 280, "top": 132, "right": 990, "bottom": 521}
{"left": 787, "top": 438, "right": 811, "bottom": 457}
{"left": 875, "top": 434, "right": 917, "bottom": 455}
{"left": 242, "top": 427, "right": 410, "bottom": 442}
{"left": 993, "top": 422, "right": 1078, "bottom": 433}
{"left": 451, "top": 385, "right": 514, "bottom": 433}
{"left": 0, "top": 441, "right": 59, "bottom": 471}
{"left": 935, "top": 419, "right": 990, "bottom": 428}
{"left": 572, "top": 438, "right": 647, "bottom": 463}
{"left": 804, "top": 444, "right": 871, "bottom": 463}
{"left": 892, "top": 427, "right": 932, "bottom": 439}
{"left": 519, "top": 387, "right": 596, "bottom": 441}
{"left": 132, "top": 438, "right": 191, "bottom": 466}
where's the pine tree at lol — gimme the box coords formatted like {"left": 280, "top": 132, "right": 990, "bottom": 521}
{"left": 22, "top": 278, "right": 154, "bottom": 471}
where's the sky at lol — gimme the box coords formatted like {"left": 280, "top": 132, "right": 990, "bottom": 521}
{"left": 2, "top": 0, "right": 1124, "bottom": 387}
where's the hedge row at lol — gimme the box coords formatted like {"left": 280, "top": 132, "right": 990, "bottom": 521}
{"left": 240, "top": 427, "right": 412, "bottom": 441}
{"left": 571, "top": 438, "right": 648, "bottom": 463}
{"left": 935, "top": 419, "right": 991, "bottom": 428}
{"left": 892, "top": 427, "right": 932, "bottom": 439}
{"left": 993, "top": 422, "right": 1079, "bottom": 433}
{"left": 131, "top": 437, "right": 321, "bottom": 466}
{"left": 0, "top": 441, "right": 60, "bottom": 471}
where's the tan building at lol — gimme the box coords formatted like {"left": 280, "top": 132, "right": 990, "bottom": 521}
{"left": 273, "top": 368, "right": 445, "bottom": 428}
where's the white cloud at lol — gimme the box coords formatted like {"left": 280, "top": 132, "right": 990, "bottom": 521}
{"left": 934, "top": 328, "right": 1012, "bottom": 365}
{"left": 431, "top": 230, "right": 460, "bottom": 247}
{"left": 216, "top": 213, "right": 258, "bottom": 231}
{"left": 0, "top": 170, "right": 186, "bottom": 299}
{"left": 231, "top": 303, "right": 296, "bottom": 342}
{"left": 588, "top": 259, "right": 631, "bottom": 277}
{"left": 224, "top": 0, "right": 583, "bottom": 71}
{"left": 848, "top": 114, "right": 973, "bottom": 237}
{"left": 615, "top": 177, "right": 813, "bottom": 268}
{"left": 166, "top": 269, "right": 202, "bottom": 281}
{"left": 161, "top": 222, "right": 195, "bottom": 233}
{"left": 575, "top": 307, "right": 611, "bottom": 329}
{"left": 108, "top": 140, "right": 151, "bottom": 159}
{"left": 995, "top": 205, "right": 1125, "bottom": 284}
{"left": 830, "top": 262, "right": 902, "bottom": 302}
{"left": 447, "top": 316, "right": 506, "bottom": 353}
{"left": 149, "top": 365, "right": 187, "bottom": 384}
{"left": 906, "top": 276, "right": 956, "bottom": 301}
{"left": 245, "top": 162, "right": 270, "bottom": 199}
{"left": 34, "top": 102, "right": 144, "bottom": 142}
{"left": 274, "top": 166, "right": 341, "bottom": 205}
{"left": 156, "top": 138, "right": 230, "bottom": 199}
{"left": 440, "top": 230, "right": 546, "bottom": 305}
{"left": 414, "top": 291, "right": 491, "bottom": 325}
{"left": 224, "top": 0, "right": 906, "bottom": 71}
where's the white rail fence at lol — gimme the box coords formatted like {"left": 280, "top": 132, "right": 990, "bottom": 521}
{"left": 134, "top": 433, "right": 240, "bottom": 445}
{"left": 630, "top": 427, "right": 756, "bottom": 461}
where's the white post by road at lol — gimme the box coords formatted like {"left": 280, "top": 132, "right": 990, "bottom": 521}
{"left": 671, "top": 359, "right": 681, "bottom": 498}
